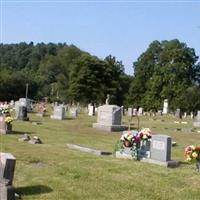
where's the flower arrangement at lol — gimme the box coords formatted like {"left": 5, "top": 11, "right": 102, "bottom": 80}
{"left": 184, "top": 145, "right": 200, "bottom": 162}
{"left": 120, "top": 130, "right": 140, "bottom": 147}
{"left": 120, "top": 128, "right": 153, "bottom": 148}
{"left": 4, "top": 116, "right": 14, "bottom": 124}
{"left": 0, "top": 105, "right": 12, "bottom": 115}
{"left": 115, "top": 128, "right": 153, "bottom": 159}
{"left": 138, "top": 128, "right": 152, "bottom": 141}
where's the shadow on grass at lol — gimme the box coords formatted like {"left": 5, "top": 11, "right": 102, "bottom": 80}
{"left": 65, "top": 117, "right": 75, "bottom": 120}
{"left": 16, "top": 185, "right": 53, "bottom": 196}
{"left": 11, "top": 131, "right": 34, "bottom": 135}
{"left": 178, "top": 161, "right": 190, "bottom": 166}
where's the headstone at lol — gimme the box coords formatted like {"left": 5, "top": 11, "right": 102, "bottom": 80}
{"left": 18, "top": 134, "right": 31, "bottom": 142}
{"left": 0, "top": 152, "right": 16, "bottom": 200}
{"left": 175, "top": 108, "right": 181, "bottom": 119}
{"left": 14, "top": 101, "right": 20, "bottom": 118}
{"left": 0, "top": 153, "right": 16, "bottom": 185}
{"left": 93, "top": 105, "right": 127, "bottom": 132}
{"left": 143, "top": 135, "right": 178, "bottom": 167}
{"left": 0, "top": 116, "right": 12, "bottom": 134}
{"left": 19, "top": 98, "right": 32, "bottom": 112}
{"left": 139, "top": 140, "right": 151, "bottom": 159}
{"left": 50, "top": 105, "right": 65, "bottom": 120}
{"left": 127, "top": 108, "right": 133, "bottom": 117}
{"left": 190, "top": 112, "right": 194, "bottom": 120}
{"left": 138, "top": 107, "right": 143, "bottom": 116}
{"left": 28, "top": 136, "right": 42, "bottom": 144}
{"left": 163, "top": 99, "right": 168, "bottom": 114}
{"left": 193, "top": 111, "right": 200, "bottom": 127}
{"left": 70, "top": 107, "right": 78, "bottom": 118}
{"left": 157, "top": 110, "right": 163, "bottom": 116}
{"left": 133, "top": 108, "right": 137, "bottom": 116}
{"left": 183, "top": 112, "right": 187, "bottom": 118}
{"left": 151, "top": 135, "right": 171, "bottom": 162}
{"left": 17, "top": 106, "right": 29, "bottom": 121}
{"left": 88, "top": 104, "right": 95, "bottom": 116}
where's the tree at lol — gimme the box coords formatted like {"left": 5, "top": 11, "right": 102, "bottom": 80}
{"left": 128, "top": 39, "right": 200, "bottom": 111}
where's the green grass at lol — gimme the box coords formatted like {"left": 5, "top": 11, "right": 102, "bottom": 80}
{"left": 1, "top": 111, "right": 200, "bottom": 200}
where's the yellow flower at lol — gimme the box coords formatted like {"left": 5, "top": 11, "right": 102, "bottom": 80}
{"left": 5, "top": 116, "right": 13, "bottom": 124}
{"left": 192, "top": 152, "right": 198, "bottom": 158}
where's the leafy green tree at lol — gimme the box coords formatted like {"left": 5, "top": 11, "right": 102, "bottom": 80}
{"left": 128, "top": 39, "right": 200, "bottom": 111}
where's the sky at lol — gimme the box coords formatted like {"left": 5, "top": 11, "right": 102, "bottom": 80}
{"left": 1, "top": 0, "right": 200, "bottom": 74}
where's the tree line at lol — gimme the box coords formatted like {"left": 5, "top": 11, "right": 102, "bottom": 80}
{"left": 0, "top": 39, "right": 200, "bottom": 112}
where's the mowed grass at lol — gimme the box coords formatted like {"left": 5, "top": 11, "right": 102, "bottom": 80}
{"left": 1, "top": 110, "right": 200, "bottom": 200}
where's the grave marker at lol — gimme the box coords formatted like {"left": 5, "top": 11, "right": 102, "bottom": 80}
{"left": 50, "top": 105, "right": 65, "bottom": 120}
{"left": 93, "top": 105, "right": 127, "bottom": 132}
{"left": 193, "top": 111, "right": 200, "bottom": 127}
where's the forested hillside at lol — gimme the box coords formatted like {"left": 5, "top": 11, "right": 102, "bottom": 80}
{"left": 0, "top": 40, "right": 200, "bottom": 111}
{"left": 0, "top": 42, "right": 130, "bottom": 105}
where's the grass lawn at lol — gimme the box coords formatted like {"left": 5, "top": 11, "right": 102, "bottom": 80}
{"left": 1, "top": 110, "right": 200, "bottom": 200}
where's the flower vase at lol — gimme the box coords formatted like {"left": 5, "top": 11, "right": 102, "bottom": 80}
{"left": 5, "top": 123, "right": 12, "bottom": 134}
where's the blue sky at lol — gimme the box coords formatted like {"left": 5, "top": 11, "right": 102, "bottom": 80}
{"left": 1, "top": 0, "right": 200, "bottom": 74}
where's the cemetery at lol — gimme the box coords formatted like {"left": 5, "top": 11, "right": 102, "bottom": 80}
{"left": 1, "top": 8, "right": 200, "bottom": 199}
{"left": 1, "top": 102, "right": 200, "bottom": 200}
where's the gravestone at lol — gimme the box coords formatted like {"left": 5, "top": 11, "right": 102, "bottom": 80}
{"left": 190, "top": 112, "right": 194, "bottom": 120}
{"left": 50, "top": 105, "right": 65, "bottom": 120}
{"left": 157, "top": 110, "right": 163, "bottom": 116}
{"left": 19, "top": 98, "right": 32, "bottom": 112}
{"left": 139, "top": 140, "right": 151, "bottom": 159}
{"left": 175, "top": 108, "right": 181, "bottom": 119}
{"left": 162, "top": 99, "right": 168, "bottom": 114}
{"left": 193, "top": 111, "right": 200, "bottom": 127}
{"left": 14, "top": 101, "right": 20, "bottom": 119}
{"left": 70, "top": 107, "right": 78, "bottom": 118}
{"left": 133, "top": 108, "right": 137, "bottom": 116}
{"left": 0, "top": 152, "right": 16, "bottom": 200}
{"left": 17, "top": 106, "right": 29, "bottom": 121}
{"left": 88, "top": 104, "right": 95, "bottom": 116}
{"left": 93, "top": 105, "right": 127, "bottom": 132}
{"left": 138, "top": 107, "right": 143, "bottom": 116}
{"left": 143, "top": 135, "right": 178, "bottom": 167}
{"left": 127, "top": 108, "right": 133, "bottom": 117}
{"left": 0, "top": 116, "right": 12, "bottom": 134}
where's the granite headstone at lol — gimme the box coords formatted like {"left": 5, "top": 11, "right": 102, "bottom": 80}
{"left": 93, "top": 105, "right": 127, "bottom": 132}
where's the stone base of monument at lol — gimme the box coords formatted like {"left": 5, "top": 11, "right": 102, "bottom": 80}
{"left": 0, "top": 123, "right": 12, "bottom": 134}
{"left": 193, "top": 122, "right": 200, "bottom": 127}
{"left": 50, "top": 115, "right": 64, "bottom": 120}
{"left": 0, "top": 183, "right": 15, "bottom": 200}
{"left": 93, "top": 123, "right": 127, "bottom": 132}
{"left": 140, "top": 158, "right": 179, "bottom": 168}
{"left": 116, "top": 151, "right": 134, "bottom": 159}
{"left": 138, "top": 150, "right": 150, "bottom": 159}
